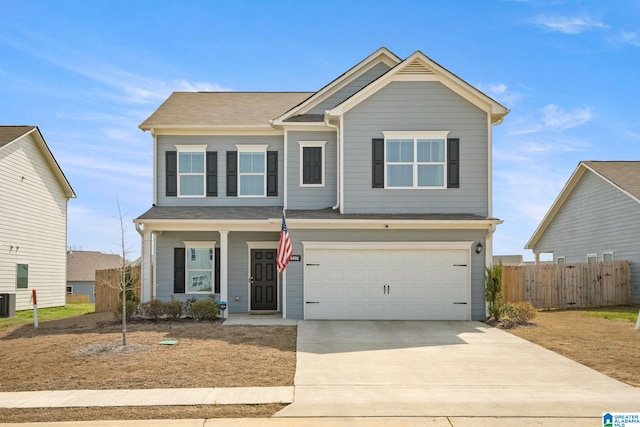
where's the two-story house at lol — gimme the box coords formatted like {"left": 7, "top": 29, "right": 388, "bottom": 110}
{"left": 135, "top": 48, "right": 508, "bottom": 321}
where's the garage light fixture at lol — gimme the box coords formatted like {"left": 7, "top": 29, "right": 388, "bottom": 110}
{"left": 475, "top": 243, "right": 483, "bottom": 254}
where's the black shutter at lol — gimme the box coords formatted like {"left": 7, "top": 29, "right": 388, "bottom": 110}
{"left": 214, "top": 248, "right": 220, "bottom": 293}
{"left": 226, "top": 151, "right": 237, "bottom": 196}
{"left": 166, "top": 151, "right": 177, "bottom": 197}
{"left": 303, "top": 146, "right": 322, "bottom": 184}
{"left": 267, "top": 151, "right": 278, "bottom": 196}
{"left": 206, "top": 151, "right": 217, "bottom": 197}
{"left": 173, "top": 247, "right": 185, "bottom": 294}
{"left": 372, "top": 138, "right": 384, "bottom": 188}
{"left": 447, "top": 138, "right": 460, "bottom": 188}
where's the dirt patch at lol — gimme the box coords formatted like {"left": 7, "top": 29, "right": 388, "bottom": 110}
{"left": 505, "top": 307, "right": 640, "bottom": 387}
{"left": 0, "top": 312, "right": 297, "bottom": 392}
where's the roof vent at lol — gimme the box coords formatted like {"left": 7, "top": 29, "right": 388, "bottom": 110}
{"left": 398, "top": 59, "right": 437, "bottom": 75}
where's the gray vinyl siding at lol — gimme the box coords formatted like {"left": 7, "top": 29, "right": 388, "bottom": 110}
{"left": 286, "top": 229, "right": 488, "bottom": 320}
{"left": 157, "top": 135, "right": 284, "bottom": 207}
{"left": 0, "top": 134, "right": 68, "bottom": 310}
{"left": 68, "top": 281, "right": 95, "bottom": 303}
{"left": 307, "top": 63, "right": 392, "bottom": 114}
{"left": 534, "top": 170, "right": 640, "bottom": 303}
{"left": 154, "top": 231, "right": 279, "bottom": 313}
{"left": 342, "top": 81, "right": 489, "bottom": 215}
{"left": 286, "top": 131, "right": 337, "bottom": 209}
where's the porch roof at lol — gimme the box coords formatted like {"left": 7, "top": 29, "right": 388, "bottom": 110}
{"left": 135, "top": 206, "right": 494, "bottom": 222}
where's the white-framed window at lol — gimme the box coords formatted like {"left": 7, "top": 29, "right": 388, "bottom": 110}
{"left": 184, "top": 241, "right": 216, "bottom": 294}
{"left": 237, "top": 145, "right": 268, "bottom": 197}
{"left": 66, "top": 285, "right": 73, "bottom": 295}
{"left": 16, "top": 263, "right": 28, "bottom": 289}
{"left": 602, "top": 252, "right": 614, "bottom": 262}
{"left": 556, "top": 256, "right": 565, "bottom": 264}
{"left": 299, "top": 141, "right": 326, "bottom": 187}
{"left": 587, "top": 253, "right": 597, "bottom": 263}
{"left": 176, "top": 145, "right": 207, "bottom": 197}
{"left": 383, "top": 131, "right": 449, "bottom": 188}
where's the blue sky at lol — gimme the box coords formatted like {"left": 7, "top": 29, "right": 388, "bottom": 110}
{"left": 2, "top": 0, "right": 639, "bottom": 260}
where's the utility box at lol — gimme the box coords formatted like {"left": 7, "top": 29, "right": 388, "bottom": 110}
{"left": 0, "top": 293, "right": 16, "bottom": 318}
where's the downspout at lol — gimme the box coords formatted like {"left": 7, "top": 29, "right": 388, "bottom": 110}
{"left": 325, "top": 114, "right": 341, "bottom": 211}
{"left": 283, "top": 128, "right": 288, "bottom": 209}
{"left": 151, "top": 128, "right": 158, "bottom": 206}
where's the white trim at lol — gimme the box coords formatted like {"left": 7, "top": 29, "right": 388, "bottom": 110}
{"left": 383, "top": 133, "right": 448, "bottom": 189}
{"left": 246, "top": 242, "right": 280, "bottom": 312}
{"left": 182, "top": 242, "right": 217, "bottom": 295}
{"left": 298, "top": 141, "right": 326, "bottom": 187}
{"left": 556, "top": 256, "right": 566, "bottom": 264}
{"left": 301, "top": 241, "right": 474, "bottom": 250}
{"left": 183, "top": 240, "right": 217, "bottom": 248}
{"left": 382, "top": 131, "right": 449, "bottom": 139}
{"left": 236, "top": 144, "right": 269, "bottom": 152}
{"left": 602, "top": 251, "right": 614, "bottom": 262}
{"left": 284, "top": 130, "right": 288, "bottom": 209}
{"left": 146, "top": 128, "right": 284, "bottom": 136}
{"left": 587, "top": 253, "right": 597, "bottom": 263}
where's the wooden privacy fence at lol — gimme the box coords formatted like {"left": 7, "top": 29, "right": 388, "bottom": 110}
{"left": 95, "top": 266, "right": 141, "bottom": 313}
{"left": 502, "top": 261, "right": 630, "bottom": 309}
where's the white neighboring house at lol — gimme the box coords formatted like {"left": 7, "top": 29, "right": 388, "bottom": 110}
{"left": 0, "top": 126, "right": 76, "bottom": 311}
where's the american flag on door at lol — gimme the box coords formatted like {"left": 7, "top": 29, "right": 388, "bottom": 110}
{"left": 277, "top": 211, "right": 293, "bottom": 273}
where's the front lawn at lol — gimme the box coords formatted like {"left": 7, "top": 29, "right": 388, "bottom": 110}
{"left": 0, "top": 303, "right": 95, "bottom": 329}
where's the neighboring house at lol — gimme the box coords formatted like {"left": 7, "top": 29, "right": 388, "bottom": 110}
{"left": 492, "top": 255, "right": 524, "bottom": 266}
{"left": 526, "top": 161, "right": 640, "bottom": 304}
{"left": 67, "top": 251, "right": 125, "bottom": 303}
{"left": 0, "top": 126, "right": 76, "bottom": 311}
{"left": 134, "top": 48, "right": 509, "bottom": 321}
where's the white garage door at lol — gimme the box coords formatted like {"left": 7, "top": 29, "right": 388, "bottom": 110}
{"left": 304, "top": 244, "right": 471, "bottom": 320}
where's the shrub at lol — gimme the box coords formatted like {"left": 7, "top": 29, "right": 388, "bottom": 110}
{"left": 138, "top": 299, "right": 165, "bottom": 321}
{"left": 164, "top": 299, "right": 184, "bottom": 320}
{"left": 188, "top": 298, "right": 220, "bottom": 321}
{"left": 113, "top": 300, "right": 138, "bottom": 322}
{"left": 183, "top": 297, "right": 198, "bottom": 317}
{"left": 485, "top": 261, "right": 503, "bottom": 321}
{"left": 501, "top": 302, "right": 537, "bottom": 328}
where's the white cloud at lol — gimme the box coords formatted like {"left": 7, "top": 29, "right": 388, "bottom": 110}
{"left": 477, "top": 82, "right": 522, "bottom": 106}
{"left": 619, "top": 31, "right": 640, "bottom": 47}
{"left": 541, "top": 104, "right": 592, "bottom": 130}
{"left": 531, "top": 15, "right": 608, "bottom": 34}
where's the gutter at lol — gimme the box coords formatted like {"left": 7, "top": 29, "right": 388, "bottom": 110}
{"left": 324, "top": 114, "right": 341, "bottom": 211}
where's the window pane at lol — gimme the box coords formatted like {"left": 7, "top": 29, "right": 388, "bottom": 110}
{"left": 187, "top": 271, "right": 212, "bottom": 292}
{"left": 16, "top": 264, "right": 28, "bottom": 289}
{"left": 418, "top": 164, "right": 444, "bottom": 187}
{"left": 239, "top": 152, "right": 265, "bottom": 173}
{"left": 603, "top": 253, "right": 614, "bottom": 262}
{"left": 417, "top": 139, "right": 444, "bottom": 162}
{"left": 240, "top": 175, "right": 265, "bottom": 195}
{"left": 187, "top": 248, "right": 213, "bottom": 270}
{"left": 387, "top": 139, "right": 413, "bottom": 162}
{"left": 387, "top": 165, "right": 413, "bottom": 187}
{"left": 178, "top": 152, "right": 204, "bottom": 173}
{"left": 180, "top": 175, "right": 204, "bottom": 195}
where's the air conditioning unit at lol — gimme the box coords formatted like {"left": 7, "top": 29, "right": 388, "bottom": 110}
{"left": 0, "top": 293, "right": 16, "bottom": 318}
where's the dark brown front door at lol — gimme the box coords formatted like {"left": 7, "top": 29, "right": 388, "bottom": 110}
{"left": 251, "top": 249, "right": 277, "bottom": 310}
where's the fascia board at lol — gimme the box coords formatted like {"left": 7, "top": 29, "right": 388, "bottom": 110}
{"left": 149, "top": 128, "right": 284, "bottom": 136}
{"left": 525, "top": 163, "right": 586, "bottom": 249}
{"left": 26, "top": 128, "right": 77, "bottom": 199}
{"left": 302, "top": 241, "right": 475, "bottom": 250}
{"left": 272, "top": 48, "right": 402, "bottom": 125}
{"left": 328, "top": 52, "right": 508, "bottom": 121}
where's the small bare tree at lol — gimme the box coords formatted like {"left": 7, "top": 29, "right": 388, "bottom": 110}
{"left": 114, "top": 196, "right": 137, "bottom": 346}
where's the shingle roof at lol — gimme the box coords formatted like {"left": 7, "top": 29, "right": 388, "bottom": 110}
{"left": 583, "top": 161, "right": 640, "bottom": 201}
{"left": 67, "top": 251, "right": 125, "bottom": 281}
{"left": 0, "top": 126, "right": 36, "bottom": 148}
{"left": 135, "top": 206, "right": 492, "bottom": 222}
{"left": 139, "top": 92, "right": 314, "bottom": 129}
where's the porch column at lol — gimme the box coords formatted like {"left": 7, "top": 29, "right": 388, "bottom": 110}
{"left": 219, "top": 230, "right": 229, "bottom": 318}
{"left": 139, "top": 227, "right": 153, "bottom": 303}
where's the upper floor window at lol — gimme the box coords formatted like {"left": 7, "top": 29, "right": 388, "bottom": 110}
{"left": 380, "top": 131, "right": 451, "bottom": 189}
{"left": 237, "top": 145, "right": 268, "bottom": 197}
{"left": 176, "top": 145, "right": 207, "bottom": 197}
{"left": 299, "top": 141, "right": 326, "bottom": 187}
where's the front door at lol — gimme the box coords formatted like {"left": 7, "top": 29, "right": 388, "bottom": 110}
{"left": 251, "top": 249, "right": 277, "bottom": 310}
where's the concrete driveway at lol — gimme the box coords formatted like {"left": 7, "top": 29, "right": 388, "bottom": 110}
{"left": 275, "top": 320, "right": 640, "bottom": 418}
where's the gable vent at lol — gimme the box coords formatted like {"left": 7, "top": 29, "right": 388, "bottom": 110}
{"left": 398, "top": 60, "right": 437, "bottom": 75}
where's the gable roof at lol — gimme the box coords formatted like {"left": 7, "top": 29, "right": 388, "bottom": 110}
{"left": 525, "top": 161, "right": 640, "bottom": 249}
{"left": 139, "top": 92, "right": 313, "bottom": 131}
{"left": 67, "top": 251, "right": 125, "bottom": 281}
{"left": 0, "top": 126, "right": 76, "bottom": 199}
{"left": 326, "top": 50, "right": 509, "bottom": 125}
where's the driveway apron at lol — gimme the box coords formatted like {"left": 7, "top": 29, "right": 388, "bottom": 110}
{"left": 275, "top": 320, "right": 640, "bottom": 417}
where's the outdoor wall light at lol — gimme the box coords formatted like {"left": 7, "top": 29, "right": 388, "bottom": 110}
{"left": 475, "top": 243, "right": 484, "bottom": 254}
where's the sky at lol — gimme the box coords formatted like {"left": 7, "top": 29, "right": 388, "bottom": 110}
{"left": 1, "top": 0, "right": 639, "bottom": 261}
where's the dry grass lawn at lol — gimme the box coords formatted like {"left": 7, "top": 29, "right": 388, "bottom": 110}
{"left": 0, "top": 311, "right": 296, "bottom": 422}
{"left": 506, "top": 306, "right": 640, "bottom": 387}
